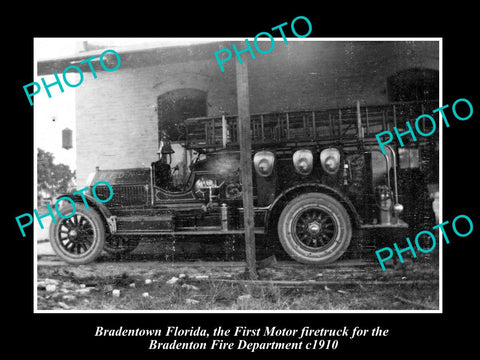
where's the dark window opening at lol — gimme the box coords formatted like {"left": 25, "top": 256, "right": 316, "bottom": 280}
{"left": 157, "top": 88, "right": 207, "bottom": 142}
{"left": 387, "top": 68, "right": 439, "bottom": 102}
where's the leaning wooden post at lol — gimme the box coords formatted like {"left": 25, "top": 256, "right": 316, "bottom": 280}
{"left": 235, "top": 57, "right": 258, "bottom": 280}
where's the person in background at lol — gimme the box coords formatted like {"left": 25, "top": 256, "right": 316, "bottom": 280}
{"left": 152, "top": 132, "right": 176, "bottom": 190}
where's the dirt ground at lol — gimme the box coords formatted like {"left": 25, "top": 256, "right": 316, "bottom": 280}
{"left": 36, "top": 238, "right": 440, "bottom": 311}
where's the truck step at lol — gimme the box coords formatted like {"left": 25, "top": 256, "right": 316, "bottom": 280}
{"left": 116, "top": 214, "right": 175, "bottom": 232}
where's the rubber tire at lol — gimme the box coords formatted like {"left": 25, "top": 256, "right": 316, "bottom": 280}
{"left": 277, "top": 192, "right": 352, "bottom": 265}
{"left": 49, "top": 203, "right": 105, "bottom": 265}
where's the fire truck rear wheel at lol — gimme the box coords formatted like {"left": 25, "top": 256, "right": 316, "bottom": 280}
{"left": 49, "top": 203, "right": 106, "bottom": 265}
{"left": 277, "top": 192, "right": 351, "bottom": 265}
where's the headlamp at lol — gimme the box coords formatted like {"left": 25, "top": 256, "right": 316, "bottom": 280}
{"left": 253, "top": 151, "right": 275, "bottom": 177}
{"left": 320, "top": 148, "right": 341, "bottom": 174}
{"left": 293, "top": 149, "right": 313, "bottom": 176}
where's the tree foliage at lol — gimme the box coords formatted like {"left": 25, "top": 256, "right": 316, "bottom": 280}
{"left": 37, "top": 148, "right": 75, "bottom": 200}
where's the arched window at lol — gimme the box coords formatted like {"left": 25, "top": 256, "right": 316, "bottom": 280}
{"left": 157, "top": 89, "right": 207, "bottom": 142}
{"left": 387, "top": 68, "right": 439, "bottom": 102}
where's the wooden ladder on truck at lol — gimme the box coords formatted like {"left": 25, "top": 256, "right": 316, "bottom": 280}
{"left": 184, "top": 100, "right": 438, "bottom": 151}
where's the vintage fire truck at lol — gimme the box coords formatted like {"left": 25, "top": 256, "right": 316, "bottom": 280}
{"left": 49, "top": 101, "right": 438, "bottom": 265}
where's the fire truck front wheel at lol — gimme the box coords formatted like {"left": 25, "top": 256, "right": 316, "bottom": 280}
{"left": 277, "top": 193, "right": 352, "bottom": 265}
{"left": 49, "top": 203, "right": 106, "bottom": 265}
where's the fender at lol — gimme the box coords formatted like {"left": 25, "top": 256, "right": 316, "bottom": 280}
{"left": 264, "top": 182, "right": 361, "bottom": 234}
{"left": 54, "top": 192, "right": 116, "bottom": 233}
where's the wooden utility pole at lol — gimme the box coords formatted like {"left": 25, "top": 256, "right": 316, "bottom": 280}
{"left": 235, "top": 57, "right": 258, "bottom": 280}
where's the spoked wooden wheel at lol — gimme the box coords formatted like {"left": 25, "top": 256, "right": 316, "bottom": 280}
{"left": 277, "top": 193, "right": 351, "bottom": 264}
{"left": 49, "top": 203, "right": 105, "bottom": 265}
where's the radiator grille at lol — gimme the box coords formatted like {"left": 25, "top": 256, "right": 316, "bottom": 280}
{"left": 94, "top": 184, "right": 148, "bottom": 206}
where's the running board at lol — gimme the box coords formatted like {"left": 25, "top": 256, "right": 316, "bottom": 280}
{"left": 115, "top": 214, "right": 175, "bottom": 232}
{"left": 360, "top": 220, "right": 408, "bottom": 229}
{"left": 115, "top": 227, "right": 265, "bottom": 236}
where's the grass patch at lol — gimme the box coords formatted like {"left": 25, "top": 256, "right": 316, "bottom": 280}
{"left": 37, "top": 271, "right": 438, "bottom": 311}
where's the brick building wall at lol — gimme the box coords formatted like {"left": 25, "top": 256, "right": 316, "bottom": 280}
{"left": 74, "top": 40, "right": 439, "bottom": 186}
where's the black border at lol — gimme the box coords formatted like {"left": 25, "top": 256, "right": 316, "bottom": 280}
{"left": 8, "top": 6, "right": 479, "bottom": 357}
